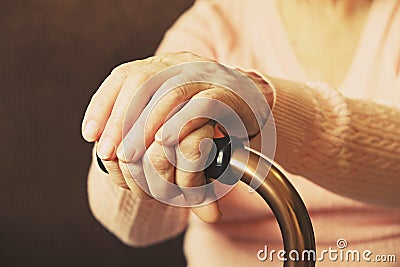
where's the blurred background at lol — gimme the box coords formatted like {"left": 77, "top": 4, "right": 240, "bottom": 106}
{"left": 1, "top": 1, "right": 194, "bottom": 266}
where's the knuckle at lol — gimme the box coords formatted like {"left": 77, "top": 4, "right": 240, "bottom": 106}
{"left": 177, "top": 51, "right": 202, "bottom": 61}
{"left": 196, "top": 95, "right": 215, "bottom": 111}
{"left": 111, "top": 60, "right": 151, "bottom": 76}
{"left": 179, "top": 138, "right": 202, "bottom": 160}
{"left": 225, "top": 89, "right": 242, "bottom": 103}
{"left": 159, "top": 51, "right": 206, "bottom": 64}
{"left": 148, "top": 152, "right": 171, "bottom": 172}
{"left": 175, "top": 82, "right": 192, "bottom": 97}
{"left": 181, "top": 147, "right": 201, "bottom": 161}
{"left": 164, "top": 82, "right": 190, "bottom": 102}
{"left": 195, "top": 89, "right": 218, "bottom": 100}
{"left": 111, "top": 64, "right": 130, "bottom": 76}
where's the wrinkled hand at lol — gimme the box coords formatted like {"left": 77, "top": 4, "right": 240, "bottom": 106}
{"left": 81, "top": 52, "right": 272, "bottom": 223}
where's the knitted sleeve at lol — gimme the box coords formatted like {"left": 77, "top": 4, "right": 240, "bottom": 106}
{"left": 266, "top": 76, "right": 400, "bottom": 208}
{"left": 87, "top": 149, "right": 188, "bottom": 247}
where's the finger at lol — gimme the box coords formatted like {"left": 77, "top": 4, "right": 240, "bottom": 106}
{"left": 175, "top": 123, "right": 214, "bottom": 202}
{"left": 101, "top": 159, "right": 129, "bottom": 189}
{"left": 117, "top": 78, "right": 212, "bottom": 163}
{"left": 191, "top": 199, "right": 222, "bottom": 223}
{"left": 97, "top": 60, "right": 175, "bottom": 160}
{"left": 175, "top": 123, "right": 222, "bottom": 223}
{"left": 119, "top": 160, "right": 151, "bottom": 200}
{"left": 142, "top": 141, "right": 181, "bottom": 200}
{"left": 145, "top": 80, "right": 213, "bottom": 137}
{"left": 189, "top": 178, "right": 222, "bottom": 223}
{"left": 94, "top": 142, "right": 129, "bottom": 188}
{"left": 97, "top": 71, "right": 156, "bottom": 160}
{"left": 157, "top": 88, "right": 251, "bottom": 146}
{"left": 82, "top": 71, "right": 127, "bottom": 142}
{"left": 105, "top": 65, "right": 187, "bottom": 162}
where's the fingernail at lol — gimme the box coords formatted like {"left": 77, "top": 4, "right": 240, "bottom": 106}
{"left": 117, "top": 145, "right": 136, "bottom": 162}
{"left": 82, "top": 120, "right": 99, "bottom": 141}
{"left": 116, "top": 146, "right": 124, "bottom": 160}
{"left": 129, "top": 147, "right": 140, "bottom": 162}
{"left": 155, "top": 130, "right": 162, "bottom": 142}
{"left": 155, "top": 128, "right": 172, "bottom": 144}
{"left": 97, "top": 138, "right": 115, "bottom": 160}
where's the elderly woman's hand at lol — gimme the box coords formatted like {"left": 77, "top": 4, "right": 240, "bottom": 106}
{"left": 81, "top": 51, "right": 273, "bottom": 222}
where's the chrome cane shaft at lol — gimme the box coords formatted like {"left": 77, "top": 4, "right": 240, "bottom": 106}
{"left": 205, "top": 137, "right": 316, "bottom": 267}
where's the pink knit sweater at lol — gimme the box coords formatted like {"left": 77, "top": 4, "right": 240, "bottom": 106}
{"left": 88, "top": 1, "right": 400, "bottom": 266}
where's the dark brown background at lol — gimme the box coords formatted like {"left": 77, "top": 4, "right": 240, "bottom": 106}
{"left": 1, "top": 1, "right": 194, "bottom": 266}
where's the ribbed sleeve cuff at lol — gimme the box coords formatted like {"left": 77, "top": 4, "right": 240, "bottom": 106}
{"left": 116, "top": 193, "right": 189, "bottom": 247}
{"left": 263, "top": 76, "right": 317, "bottom": 171}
